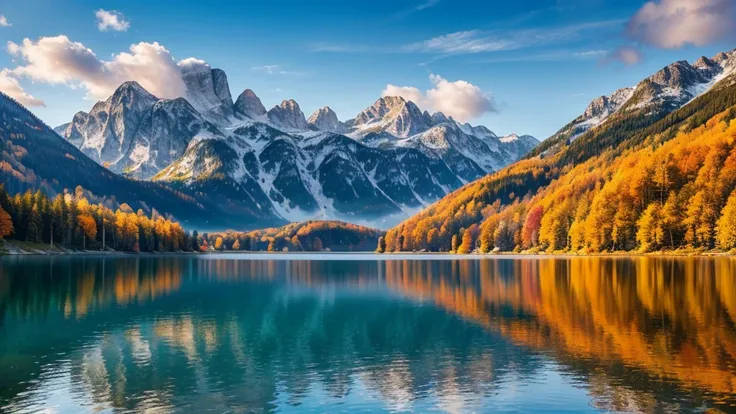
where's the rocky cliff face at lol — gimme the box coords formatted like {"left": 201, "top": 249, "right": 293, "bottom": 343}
{"left": 179, "top": 60, "right": 234, "bottom": 121}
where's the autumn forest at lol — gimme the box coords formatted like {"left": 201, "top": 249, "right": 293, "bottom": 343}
{"left": 380, "top": 82, "right": 736, "bottom": 254}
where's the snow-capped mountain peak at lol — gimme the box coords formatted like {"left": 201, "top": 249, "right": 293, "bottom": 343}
{"left": 352, "top": 96, "right": 431, "bottom": 138}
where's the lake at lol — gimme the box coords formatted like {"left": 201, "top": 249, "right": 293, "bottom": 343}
{"left": 0, "top": 254, "right": 735, "bottom": 413}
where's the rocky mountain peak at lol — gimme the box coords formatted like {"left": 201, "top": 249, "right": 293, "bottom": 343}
{"left": 430, "top": 111, "right": 451, "bottom": 125}
{"left": 179, "top": 59, "right": 234, "bottom": 120}
{"left": 456, "top": 122, "right": 497, "bottom": 140}
{"left": 693, "top": 56, "right": 716, "bottom": 70}
{"left": 267, "top": 99, "right": 308, "bottom": 130}
{"left": 111, "top": 81, "right": 158, "bottom": 107}
{"left": 308, "top": 106, "right": 344, "bottom": 132}
{"left": 234, "top": 89, "right": 267, "bottom": 119}
{"left": 355, "top": 96, "right": 406, "bottom": 123}
{"left": 647, "top": 60, "right": 711, "bottom": 91}
{"left": 583, "top": 96, "right": 611, "bottom": 118}
{"left": 353, "top": 96, "right": 430, "bottom": 138}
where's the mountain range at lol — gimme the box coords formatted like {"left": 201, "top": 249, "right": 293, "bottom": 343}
{"left": 11, "top": 47, "right": 736, "bottom": 238}
{"left": 54, "top": 61, "right": 538, "bottom": 228}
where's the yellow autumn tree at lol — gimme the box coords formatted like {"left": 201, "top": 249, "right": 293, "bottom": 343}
{"left": 78, "top": 214, "right": 97, "bottom": 250}
{"left": 637, "top": 203, "right": 664, "bottom": 252}
{"left": 716, "top": 189, "right": 736, "bottom": 251}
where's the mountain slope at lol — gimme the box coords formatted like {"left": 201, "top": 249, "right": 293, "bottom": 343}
{"left": 382, "top": 48, "right": 736, "bottom": 253}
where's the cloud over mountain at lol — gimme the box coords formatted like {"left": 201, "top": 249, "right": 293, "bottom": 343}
{"left": 0, "top": 69, "right": 45, "bottom": 107}
{"left": 6, "top": 36, "right": 187, "bottom": 100}
{"left": 382, "top": 74, "right": 496, "bottom": 122}
{"left": 626, "top": 0, "right": 736, "bottom": 48}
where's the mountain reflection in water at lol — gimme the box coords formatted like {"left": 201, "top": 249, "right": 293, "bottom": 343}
{"left": 0, "top": 256, "right": 734, "bottom": 412}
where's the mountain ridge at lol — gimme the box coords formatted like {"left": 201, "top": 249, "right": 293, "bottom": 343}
{"left": 537, "top": 49, "right": 736, "bottom": 157}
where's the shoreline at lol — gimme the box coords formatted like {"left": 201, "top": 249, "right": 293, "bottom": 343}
{"left": 1, "top": 243, "right": 734, "bottom": 259}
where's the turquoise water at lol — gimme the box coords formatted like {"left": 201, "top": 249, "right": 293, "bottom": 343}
{"left": 1, "top": 255, "right": 735, "bottom": 412}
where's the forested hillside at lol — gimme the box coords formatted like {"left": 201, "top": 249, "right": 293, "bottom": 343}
{"left": 203, "top": 221, "right": 384, "bottom": 252}
{"left": 0, "top": 186, "right": 193, "bottom": 252}
{"left": 381, "top": 70, "right": 736, "bottom": 254}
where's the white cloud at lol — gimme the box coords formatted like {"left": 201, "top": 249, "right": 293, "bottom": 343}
{"left": 382, "top": 74, "right": 496, "bottom": 122}
{"left": 404, "top": 21, "right": 622, "bottom": 55}
{"left": 314, "top": 20, "right": 623, "bottom": 58}
{"left": 0, "top": 15, "right": 11, "bottom": 27}
{"left": 0, "top": 69, "right": 45, "bottom": 107}
{"left": 7, "top": 36, "right": 187, "bottom": 100}
{"left": 603, "top": 46, "right": 644, "bottom": 65}
{"left": 404, "top": 30, "right": 516, "bottom": 54}
{"left": 426, "top": 74, "right": 497, "bottom": 121}
{"left": 626, "top": 0, "right": 736, "bottom": 48}
{"left": 95, "top": 9, "right": 130, "bottom": 32}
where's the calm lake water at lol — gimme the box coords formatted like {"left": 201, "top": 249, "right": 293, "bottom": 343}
{"left": 0, "top": 254, "right": 735, "bottom": 413}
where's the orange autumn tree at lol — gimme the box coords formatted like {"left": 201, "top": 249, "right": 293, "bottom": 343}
{"left": 0, "top": 206, "right": 13, "bottom": 239}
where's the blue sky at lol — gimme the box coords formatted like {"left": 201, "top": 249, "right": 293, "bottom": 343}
{"left": 0, "top": 0, "right": 734, "bottom": 138}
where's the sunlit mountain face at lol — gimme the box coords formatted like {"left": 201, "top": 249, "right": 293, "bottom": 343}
{"left": 0, "top": 256, "right": 735, "bottom": 412}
